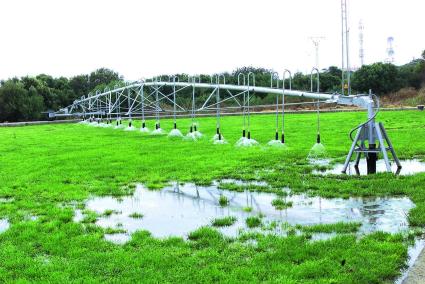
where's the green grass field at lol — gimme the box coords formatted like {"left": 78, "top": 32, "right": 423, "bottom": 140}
{"left": 0, "top": 110, "right": 425, "bottom": 283}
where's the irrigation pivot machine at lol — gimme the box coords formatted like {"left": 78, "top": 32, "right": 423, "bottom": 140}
{"left": 51, "top": 72, "right": 401, "bottom": 175}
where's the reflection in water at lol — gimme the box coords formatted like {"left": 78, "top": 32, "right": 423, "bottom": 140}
{"left": 73, "top": 181, "right": 414, "bottom": 244}
{"left": 314, "top": 159, "right": 425, "bottom": 176}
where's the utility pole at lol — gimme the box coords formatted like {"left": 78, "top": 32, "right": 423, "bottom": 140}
{"left": 341, "top": 0, "right": 351, "bottom": 95}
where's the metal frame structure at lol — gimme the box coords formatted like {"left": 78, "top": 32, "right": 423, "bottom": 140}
{"left": 341, "top": 91, "right": 401, "bottom": 174}
{"left": 52, "top": 73, "right": 401, "bottom": 175}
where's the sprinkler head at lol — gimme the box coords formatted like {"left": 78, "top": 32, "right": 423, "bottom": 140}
{"left": 116, "top": 121, "right": 119, "bottom": 126}
{"left": 142, "top": 122, "right": 145, "bottom": 128}
{"left": 190, "top": 126, "right": 193, "bottom": 133}
{"left": 247, "top": 132, "right": 251, "bottom": 139}
{"left": 129, "top": 121, "right": 132, "bottom": 127}
{"left": 275, "top": 131, "right": 279, "bottom": 140}
{"left": 218, "top": 133, "right": 222, "bottom": 140}
{"left": 216, "top": 128, "right": 220, "bottom": 135}
{"left": 316, "top": 133, "right": 321, "bottom": 144}
{"left": 174, "top": 123, "right": 177, "bottom": 129}
{"left": 242, "top": 129, "right": 246, "bottom": 137}
{"left": 194, "top": 125, "right": 197, "bottom": 131}
{"left": 281, "top": 133, "right": 285, "bottom": 144}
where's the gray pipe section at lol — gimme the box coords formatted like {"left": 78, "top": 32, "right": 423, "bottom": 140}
{"left": 74, "top": 82, "right": 336, "bottom": 103}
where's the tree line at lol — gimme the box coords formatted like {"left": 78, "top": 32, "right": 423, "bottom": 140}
{"left": 0, "top": 51, "right": 424, "bottom": 122}
{"left": 0, "top": 69, "right": 123, "bottom": 122}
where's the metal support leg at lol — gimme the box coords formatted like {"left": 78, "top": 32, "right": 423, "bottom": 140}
{"left": 379, "top": 122, "right": 402, "bottom": 169}
{"left": 342, "top": 126, "right": 363, "bottom": 173}
{"left": 366, "top": 145, "right": 377, "bottom": 174}
{"left": 354, "top": 138, "right": 365, "bottom": 168}
{"left": 375, "top": 122, "right": 391, "bottom": 172}
{"left": 354, "top": 152, "right": 361, "bottom": 167}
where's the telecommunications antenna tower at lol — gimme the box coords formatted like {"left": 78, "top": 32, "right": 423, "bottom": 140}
{"left": 341, "top": 0, "right": 351, "bottom": 95}
{"left": 386, "top": 37, "right": 395, "bottom": 63}
{"left": 358, "top": 20, "right": 364, "bottom": 66}
{"left": 309, "top": 36, "right": 326, "bottom": 70}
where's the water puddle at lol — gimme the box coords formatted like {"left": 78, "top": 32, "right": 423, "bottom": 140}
{"left": 308, "top": 158, "right": 332, "bottom": 167}
{"left": 24, "top": 215, "right": 38, "bottom": 221}
{"left": 0, "top": 197, "right": 14, "bottom": 203}
{"left": 314, "top": 159, "right": 425, "bottom": 176}
{"left": 73, "top": 181, "right": 414, "bottom": 244}
{"left": 219, "top": 179, "right": 269, "bottom": 187}
{"left": 0, "top": 219, "right": 10, "bottom": 234}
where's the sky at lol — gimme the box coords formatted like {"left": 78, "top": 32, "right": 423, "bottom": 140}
{"left": 1, "top": 0, "right": 424, "bottom": 81}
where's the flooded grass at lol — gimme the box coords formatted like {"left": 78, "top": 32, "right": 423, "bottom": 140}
{"left": 271, "top": 198, "right": 293, "bottom": 210}
{"left": 211, "top": 216, "right": 237, "bottom": 227}
{"left": 243, "top": 206, "right": 253, "bottom": 212}
{"left": 102, "top": 209, "right": 121, "bottom": 217}
{"left": 245, "top": 216, "right": 262, "bottom": 228}
{"left": 72, "top": 181, "right": 416, "bottom": 245}
{"left": 2, "top": 111, "right": 425, "bottom": 282}
{"left": 297, "top": 221, "right": 362, "bottom": 233}
{"left": 128, "top": 212, "right": 144, "bottom": 219}
{"left": 218, "top": 195, "right": 229, "bottom": 206}
{"left": 104, "top": 227, "right": 127, "bottom": 234}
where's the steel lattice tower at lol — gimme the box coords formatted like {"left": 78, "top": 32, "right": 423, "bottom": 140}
{"left": 386, "top": 37, "right": 395, "bottom": 63}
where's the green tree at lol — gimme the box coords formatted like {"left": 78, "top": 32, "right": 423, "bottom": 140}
{"left": 0, "top": 81, "right": 25, "bottom": 121}
{"left": 352, "top": 63, "right": 402, "bottom": 95}
{"left": 398, "top": 60, "right": 423, "bottom": 89}
{"left": 24, "top": 86, "right": 44, "bottom": 120}
{"left": 89, "top": 68, "right": 122, "bottom": 90}
{"left": 318, "top": 67, "right": 341, "bottom": 92}
{"left": 0, "top": 81, "right": 41, "bottom": 121}
{"left": 69, "top": 75, "right": 90, "bottom": 99}
{"left": 292, "top": 72, "right": 310, "bottom": 91}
